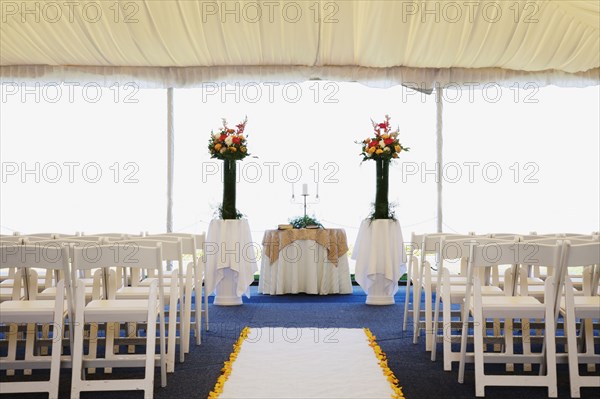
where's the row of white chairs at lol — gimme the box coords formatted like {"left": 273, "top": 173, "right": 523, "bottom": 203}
{"left": 0, "top": 231, "right": 208, "bottom": 398}
{"left": 402, "top": 232, "right": 599, "bottom": 397}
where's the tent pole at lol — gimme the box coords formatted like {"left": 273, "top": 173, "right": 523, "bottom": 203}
{"left": 167, "top": 88, "right": 174, "bottom": 233}
{"left": 435, "top": 85, "right": 443, "bottom": 233}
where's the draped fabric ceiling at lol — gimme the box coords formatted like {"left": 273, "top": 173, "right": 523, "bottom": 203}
{"left": 1, "top": 0, "right": 599, "bottom": 88}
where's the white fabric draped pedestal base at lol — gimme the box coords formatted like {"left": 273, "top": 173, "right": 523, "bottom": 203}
{"left": 352, "top": 219, "right": 406, "bottom": 305}
{"left": 259, "top": 240, "right": 352, "bottom": 295}
{"left": 204, "top": 219, "right": 258, "bottom": 306}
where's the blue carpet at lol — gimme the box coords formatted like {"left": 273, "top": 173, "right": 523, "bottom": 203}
{"left": 1, "top": 285, "right": 598, "bottom": 399}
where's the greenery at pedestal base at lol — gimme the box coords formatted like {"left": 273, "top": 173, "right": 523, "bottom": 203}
{"left": 368, "top": 202, "right": 398, "bottom": 221}
{"left": 216, "top": 204, "right": 244, "bottom": 220}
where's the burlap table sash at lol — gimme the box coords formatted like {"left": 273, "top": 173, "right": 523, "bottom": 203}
{"left": 262, "top": 228, "right": 349, "bottom": 266}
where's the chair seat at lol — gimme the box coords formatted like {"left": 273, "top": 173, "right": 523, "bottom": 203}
{"left": 430, "top": 276, "right": 468, "bottom": 289}
{"left": 0, "top": 300, "right": 65, "bottom": 323}
{"left": 0, "top": 287, "right": 25, "bottom": 302}
{"left": 518, "top": 285, "right": 583, "bottom": 299}
{"left": 560, "top": 296, "right": 600, "bottom": 319}
{"left": 448, "top": 285, "right": 503, "bottom": 302}
{"left": 79, "top": 278, "right": 96, "bottom": 287}
{"left": 569, "top": 277, "right": 583, "bottom": 290}
{"left": 137, "top": 276, "right": 174, "bottom": 287}
{"left": 115, "top": 286, "right": 173, "bottom": 300}
{"left": 85, "top": 299, "right": 155, "bottom": 323}
{"left": 478, "top": 296, "right": 545, "bottom": 318}
{"left": 0, "top": 278, "right": 46, "bottom": 289}
{"left": 38, "top": 286, "right": 94, "bottom": 300}
{"left": 498, "top": 276, "right": 544, "bottom": 289}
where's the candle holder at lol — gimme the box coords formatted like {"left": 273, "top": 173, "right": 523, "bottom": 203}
{"left": 302, "top": 193, "right": 308, "bottom": 218}
{"left": 291, "top": 183, "right": 320, "bottom": 218}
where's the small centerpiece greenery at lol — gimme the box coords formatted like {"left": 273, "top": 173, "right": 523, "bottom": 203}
{"left": 289, "top": 215, "right": 323, "bottom": 229}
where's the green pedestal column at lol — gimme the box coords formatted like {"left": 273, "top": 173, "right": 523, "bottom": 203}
{"left": 222, "top": 159, "right": 237, "bottom": 219}
{"left": 374, "top": 158, "right": 390, "bottom": 219}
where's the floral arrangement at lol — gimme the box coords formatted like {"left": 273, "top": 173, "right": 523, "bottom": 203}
{"left": 208, "top": 117, "right": 251, "bottom": 219}
{"left": 359, "top": 115, "right": 408, "bottom": 161}
{"left": 358, "top": 115, "right": 409, "bottom": 219}
{"left": 208, "top": 117, "right": 250, "bottom": 161}
{"left": 289, "top": 215, "right": 323, "bottom": 229}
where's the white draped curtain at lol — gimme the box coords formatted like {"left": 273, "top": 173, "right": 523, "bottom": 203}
{"left": 1, "top": 65, "right": 599, "bottom": 89}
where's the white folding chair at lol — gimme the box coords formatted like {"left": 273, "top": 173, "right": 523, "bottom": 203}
{"left": 559, "top": 241, "right": 600, "bottom": 398}
{"left": 402, "top": 233, "right": 422, "bottom": 333}
{"left": 458, "top": 241, "right": 561, "bottom": 397}
{"left": 70, "top": 243, "right": 167, "bottom": 398}
{"left": 117, "top": 238, "right": 185, "bottom": 372}
{"left": 0, "top": 241, "right": 23, "bottom": 302}
{"left": 145, "top": 232, "right": 207, "bottom": 348}
{"left": 413, "top": 232, "right": 479, "bottom": 350}
{"left": 522, "top": 237, "right": 597, "bottom": 300}
{"left": 0, "top": 243, "right": 73, "bottom": 399}
{"left": 431, "top": 237, "right": 508, "bottom": 370}
{"left": 412, "top": 233, "right": 445, "bottom": 349}
{"left": 0, "top": 239, "right": 23, "bottom": 287}
{"left": 194, "top": 233, "right": 209, "bottom": 333}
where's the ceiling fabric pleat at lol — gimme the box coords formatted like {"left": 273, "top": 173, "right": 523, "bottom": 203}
{"left": 0, "top": 0, "right": 598, "bottom": 87}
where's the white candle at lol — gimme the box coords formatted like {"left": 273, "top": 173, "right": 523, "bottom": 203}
{"left": 302, "top": 183, "right": 308, "bottom": 195}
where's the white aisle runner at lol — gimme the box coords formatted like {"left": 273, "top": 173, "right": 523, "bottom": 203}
{"left": 217, "top": 328, "right": 402, "bottom": 399}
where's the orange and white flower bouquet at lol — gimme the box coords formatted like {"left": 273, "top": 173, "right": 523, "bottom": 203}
{"left": 359, "top": 115, "right": 408, "bottom": 162}
{"left": 208, "top": 117, "right": 250, "bottom": 161}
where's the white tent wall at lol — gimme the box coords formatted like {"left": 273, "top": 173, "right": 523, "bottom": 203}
{"left": 1, "top": 0, "right": 598, "bottom": 238}
{"left": 0, "top": 86, "right": 168, "bottom": 234}
{"left": 442, "top": 84, "right": 600, "bottom": 235}
{"left": 4, "top": 82, "right": 596, "bottom": 242}
{"left": 170, "top": 82, "right": 440, "bottom": 248}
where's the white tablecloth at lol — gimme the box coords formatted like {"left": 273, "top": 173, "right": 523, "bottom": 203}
{"left": 204, "top": 219, "right": 258, "bottom": 302}
{"left": 259, "top": 240, "right": 352, "bottom": 295}
{"left": 352, "top": 219, "right": 406, "bottom": 304}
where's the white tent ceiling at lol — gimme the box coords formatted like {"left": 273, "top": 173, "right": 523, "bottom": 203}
{"left": 1, "top": 0, "right": 598, "bottom": 88}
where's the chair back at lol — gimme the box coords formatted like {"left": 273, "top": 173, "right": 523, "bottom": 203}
{"left": 562, "top": 241, "right": 600, "bottom": 267}
{"left": 440, "top": 237, "right": 514, "bottom": 281}
{"left": 72, "top": 243, "right": 163, "bottom": 300}
{"left": 122, "top": 239, "right": 183, "bottom": 263}
{"left": 557, "top": 241, "right": 600, "bottom": 317}
{"left": 0, "top": 244, "right": 72, "bottom": 310}
{"left": 22, "top": 233, "right": 59, "bottom": 239}
{"left": 142, "top": 235, "right": 195, "bottom": 258}
{"left": 470, "top": 242, "right": 561, "bottom": 270}
{"left": 120, "top": 238, "right": 183, "bottom": 288}
{"left": 0, "top": 236, "right": 25, "bottom": 243}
